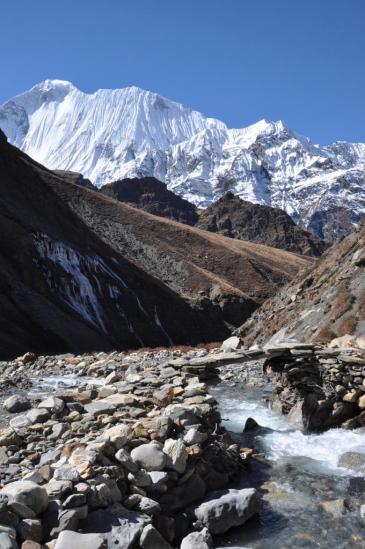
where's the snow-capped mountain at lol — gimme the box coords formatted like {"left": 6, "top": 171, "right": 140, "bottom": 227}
{"left": 1, "top": 79, "right": 365, "bottom": 241}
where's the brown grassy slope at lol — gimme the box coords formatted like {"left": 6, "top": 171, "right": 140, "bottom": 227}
{"left": 235, "top": 222, "right": 365, "bottom": 346}
{"left": 49, "top": 179, "right": 311, "bottom": 319}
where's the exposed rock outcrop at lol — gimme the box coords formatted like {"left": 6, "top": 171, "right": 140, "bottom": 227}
{"left": 196, "top": 192, "right": 328, "bottom": 257}
{"left": 100, "top": 177, "right": 198, "bottom": 225}
{"left": 235, "top": 221, "right": 365, "bottom": 347}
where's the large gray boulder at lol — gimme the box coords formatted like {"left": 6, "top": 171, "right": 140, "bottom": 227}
{"left": 54, "top": 530, "right": 106, "bottom": 549}
{"left": 1, "top": 481, "right": 48, "bottom": 515}
{"left": 131, "top": 442, "right": 167, "bottom": 471}
{"left": 192, "top": 488, "right": 260, "bottom": 534}
{"left": 80, "top": 503, "right": 150, "bottom": 548}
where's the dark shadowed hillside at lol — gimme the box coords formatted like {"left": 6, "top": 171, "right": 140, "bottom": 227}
{"left": 101, "top": 177, "right": 198, "bottom": 225}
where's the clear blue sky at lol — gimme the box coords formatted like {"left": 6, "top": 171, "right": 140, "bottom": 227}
{"left": 1, "top": 0, "right": 364, "bottom": 144}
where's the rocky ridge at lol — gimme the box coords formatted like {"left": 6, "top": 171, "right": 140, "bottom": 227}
{"left": 101, "top": 180, "right": 328, "bottom": 257}
{"left": 100, "top": 177, "right": 198, "bottom": 226}
{"left": 196, "top": 192, "right": 328, "bottom": 257}
{"left": 0, "top": 348, "right": 260, "bottom": 548}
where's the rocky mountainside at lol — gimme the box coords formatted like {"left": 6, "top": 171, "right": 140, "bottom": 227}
{"left": 0, "top": 130, "right": 309, "bottom": 358}
{"left": 235, "top": 222, "right": 365, "bottom": 347}
{"left": 196, "top": 192, "right": 328, "bottom": 257}
{"left": 1, "top": 80, "right": 365, "bottom": 241}
{"left": 56, "top": 172, "right": 310, "bottom": 331}
{"left": 0, "top": 130, "right": 217, "bottom": 358}
{"left": 100, "top": 177, "right": 198, "bottom": 225}
{"left": 99, "top": 179, "right": 327, "bottom": 256}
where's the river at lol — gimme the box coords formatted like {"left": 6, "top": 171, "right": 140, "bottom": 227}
{"left": 211, "top": 383, "right": 365, "bottom": 548}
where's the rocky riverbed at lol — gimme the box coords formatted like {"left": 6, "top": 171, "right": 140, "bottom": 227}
{"left": 1, "top": 344, "right": 365, "bottom": 548}
{"left": 0, "top": 348, "right": 261, "bottom": 549}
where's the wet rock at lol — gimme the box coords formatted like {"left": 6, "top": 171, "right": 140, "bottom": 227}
{"left": 192, "top": 488, "right": 260, "bottom": 534}
{"left": 54, "top": 530, "right": 106, "bottom": 549}
{"left": 338, "top": 452, "right": 365, "bottom": 472}
{"left": 131, "top": 443, "right": 167, "bottom": 471}
{"left": 4, "top": 395, "right": 31, "bottom": 413}
{"left": 1, "top": 481, "right": 48, "bottom": 515}
{"left": 180, "top": 527, "right": 213, "bottom": 549}
{"left": 319, "top": 498, "right": 345, "bottom": 518}
{"left": 139, "top": 524, "right": 172, "bottom": 549}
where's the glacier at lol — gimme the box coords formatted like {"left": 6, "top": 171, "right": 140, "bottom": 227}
{"left": 1, "top": 79, "right": 365, "bottom": 240}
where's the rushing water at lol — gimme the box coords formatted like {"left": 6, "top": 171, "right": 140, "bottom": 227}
{"left": 212, "top": 383, "right": 365, "bottom": 549}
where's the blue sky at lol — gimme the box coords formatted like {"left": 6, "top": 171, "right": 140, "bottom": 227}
{"left": 1, "top": 0, "right": 364, "bottom": 144}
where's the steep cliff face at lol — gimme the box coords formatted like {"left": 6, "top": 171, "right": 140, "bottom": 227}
{"left": 100, "top": 177, "right": 198, "bottom": 225}
{"left": 196, "top": 192, "right": 328, "bottom": 257}
{"left": 1, "top": 79, "right": 365, "bottom": 241}
{"left": 235, "top": 222, "right": 365, "bottom": 347}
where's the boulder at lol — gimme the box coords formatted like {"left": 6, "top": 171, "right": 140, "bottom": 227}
{"left": 180, "top": 527, "right": 213, "bottom": 549}
{"left": 17, "top": 518, "right": 42, "bottom": 542}
{"left": 131, "top": 443, "right": 167, "bottom": 471}
{"left": 26, "top": 408, "right": 51, "bottom": 424}
{"left": 160, "top": 472, "right": 206, "bottom": 514}
{"left": 54, "top": 530, "right": 106, "bottom": 549}
{"left": 221, "top": 336, "right": 240, "bottom": 352}
{"left": 163, "top": 439, "right": 188, "bottom": 474}
{"left": 0, "top": 532, "right": 17, "bottom": 549}
{"left": 105, "top": 424, "right": 133, "bottom": 449}
{"left": 38, "top": 396, "right": 64, "bottom": 414}
{"left": 1, "top": 481, "right": 48, "bottom": 515}
{"left": 4, "top": 395, "right": 31, "bottom": 413}
{"left": 338, "top": 452, "right": 365, "bottom": 472}
{"left": 84, "top": 400, "right": 116, "bottom": 417}
{"left": 192, "top": 488, "right": 260, "bottom": 534}
{"left": 139, "top": 524, "right": 172, "bottom": 549}
{"left": 80, "top": 503, "right": 150, "bottom": 548}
